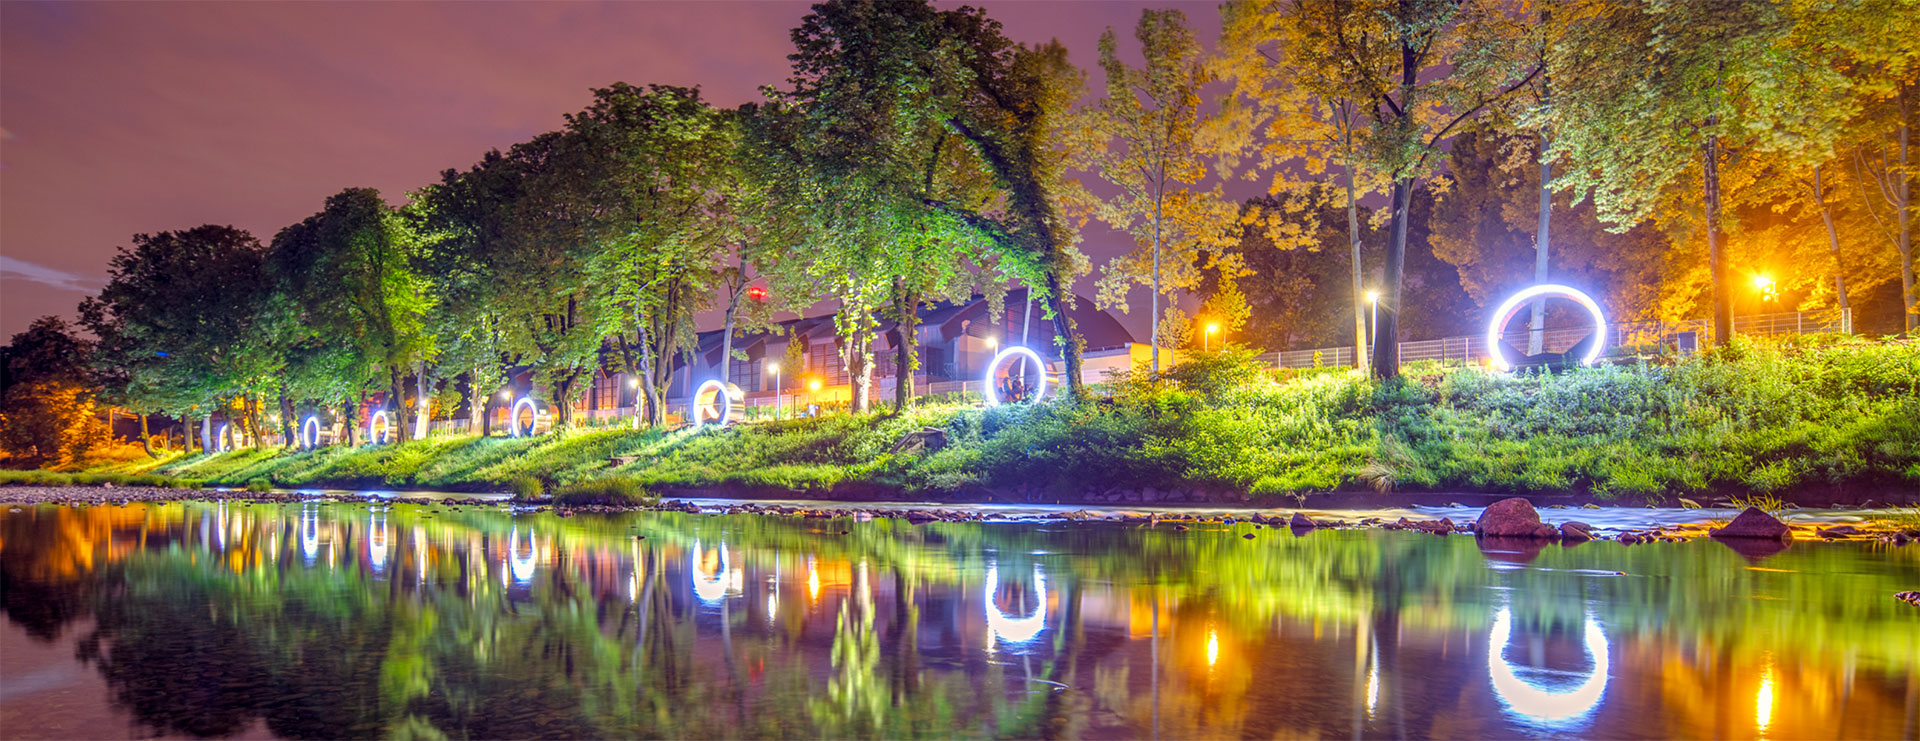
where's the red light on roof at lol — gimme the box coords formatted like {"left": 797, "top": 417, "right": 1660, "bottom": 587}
{"left": 747, "top": 286, "right": 768, "bottom": 302}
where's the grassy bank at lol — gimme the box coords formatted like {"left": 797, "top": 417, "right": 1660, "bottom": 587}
{"left": 77, "top": 337, "right": 1920, "bottom": 502}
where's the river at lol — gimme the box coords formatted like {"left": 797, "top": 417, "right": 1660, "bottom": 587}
{"left": 1, "top": 499, "right": 1914, "bottom": 738}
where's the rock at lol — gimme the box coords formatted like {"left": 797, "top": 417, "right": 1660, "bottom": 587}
{"left": 1817, "top": 525, "right": 1859, "bottom": 538}
{"left": 890, "top": 427, "right": 949, "bottom": 456}
{"left": 1241, "top": 533, "right": 1256, "bottom": 539}
{"left": 1710, "top": 507, "right": 1792, "bottom": 540}
{"left": 1559, "top": 521, "right": 1595, "bottom": 541}
{"left": 1475, "top": 498, "right": 1556, "bottom": 538}
{"left": 1289, "top": 512, "right": 1318, "bottom": 530}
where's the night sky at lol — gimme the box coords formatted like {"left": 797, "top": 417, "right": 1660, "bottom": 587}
{"left": 1, "top": 1, "right": 1219, "bottom": 340}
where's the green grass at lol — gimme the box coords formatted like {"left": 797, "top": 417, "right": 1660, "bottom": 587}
{"left": 0, "top": 469, "right": 205, "bottom": 489}
{"left": 54, "top": 336, "right": 1920, "bottom": 502}
{"left": 552, "top": 476, "right": 655, "bottom": 506}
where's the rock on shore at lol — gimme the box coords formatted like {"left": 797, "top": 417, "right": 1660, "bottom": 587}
{"left": 1474, "top": 497, "right": 1556, "bottom": 538}
{"left": 1710, "top": 507, "right": 1793, "bottom": 540}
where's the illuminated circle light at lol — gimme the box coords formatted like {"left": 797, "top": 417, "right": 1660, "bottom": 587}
{"left": 984, "top": 561, "right": 1048, "bottom": 646}
{"left": 1487, "top": 606, "right": 1611, "bottom": 725}
{"left": 368, "top": 410, "right": 391, "bottom": 445}
{"left": 984, "top": 346, "right": 1049, "bottom": 406}
{"left": 692, "top": 380, "right": 735, "bottom": 427}
{"left": 216, "top": 423, "right": 231, "bottom": 452}
{"left": 301, "top": 416, "right": 322, "bottom": 449}
{"left": 509, "top": 397, "right": 539, "bottom": 438}
{"left": 1487, "top": 284, "right": 1607, "bottom": 372}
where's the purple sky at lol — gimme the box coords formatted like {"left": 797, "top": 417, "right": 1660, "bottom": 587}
{"left": 1, "top": 1, "right": 1223, "bottom": 340}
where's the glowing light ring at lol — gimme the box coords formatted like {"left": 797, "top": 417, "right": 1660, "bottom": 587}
{"left": 509, "top": 397, "right": 538, "bottom": 438}
{"left": 1487, "top": 284, "right": 1607, "bottom": 372}
{"left": 692, "top": 379, "right": 734, "bottom": 427}
{"left": 984, "top": 561, "right": 1047, "bottom": 646}
{"left": 983, "top": 346, "right": 1049, "bottom": 406}
{"left": 367, "top": 410, "right": 391, "bottom": 445}
{"left": 216, "top": 423, "right": 231, "bottom": 452}
{"left": 1487, "top": 605, "right": 1611, "bottom": 725}
{"left": 301, "top": 416, "right": 321, "bottom": 449}
{"left": 691, "top": 540, "right": 732, "bottom": 603}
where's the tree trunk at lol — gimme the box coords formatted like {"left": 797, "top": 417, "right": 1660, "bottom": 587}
{"left": 893, "top": 288, "right": 920, "bottom": 412}
{"left": 140, "top": 414, "right": 156, "bottom": 458}
{"left": 343, "top": 398, "right": 358, "bottom": 447}
{"left": 480, "top": 385, "right": 494, "bottom": 438}
{"left": 278, "top": 384, "right": 296, "bottom": 449}
{"left": 414, "top": 362, "right": 431, "bottom": 440}
{"left": 1151, "top": 186, "right": 1163, "bottom": 373}
{"left": 389, "top": 368, "right": 408, "bottom": 442}
{"left": 1529, "top": 132, "right": 1553, "bottom": 356}
{"left": 1704, "top": 131, "right": 1732, "bottom": 346}
{"left": 1897, "top": 88, "right": 1915, "bottom": 332}
{"left": 1347, "top": 157, "right": 1367, "bottom": 372}
{"left": 180, "top": 414, "right": 192, "bottom": 454}
{"left": 1044, "top": 273, "right": 1084, "bottom": 398}
{"left": 849, "top": 332, "right": 874, "bottom": 414}
{"left": 1371, "top": 179, "right": 1414, "bottom": 379}
{"left": 199, "top": 414, "right": 212, "bottom": 454}
{"left": 1812, "top": 166, "right": 1853, "bottom": 332}
{"left": 637, "top": 319, "right": 666, "bottom": 427}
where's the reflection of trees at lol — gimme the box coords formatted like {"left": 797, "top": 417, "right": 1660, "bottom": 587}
{"left": 1, "top": 501, "right": 1914, "bottom": 739}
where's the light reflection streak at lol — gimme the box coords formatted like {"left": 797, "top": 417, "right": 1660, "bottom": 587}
{"left": 1365, "top": 634, "right": 1380, "bottom": 716}
{"left": 368, "top": 514, "right": 389, "bottom": 573}
{"left": 691, "top": 540, "right": 731, "bottom": 603}
{"left": 1487, "top": 606, "right": 1611, "bottom": 725}
{"left": 984, "top": 561, "right": 1046, "bottom": 648}
{"left": 508, "top": 527, "right": 537, "bottom": 583}
{"left": 1206, "top": 629, "right": 1219, "bottom": 668}
{"left": 300, "top": 506, "right": 320, "bottom": 565}
{"left": 1756, "top": 658, "right": 1775, "bottom": 735}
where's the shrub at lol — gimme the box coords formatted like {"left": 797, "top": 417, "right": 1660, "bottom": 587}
{"left": 509, "top": 475, "right": 545, "bottom": 500}
{"left": 244, "top": 477, "right": 272, "bottom": 493}
{"left": 552, "top": 476, "right": 655, "bottom": 506}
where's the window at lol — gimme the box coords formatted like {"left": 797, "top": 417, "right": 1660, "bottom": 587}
{"left": 807, "top": 342, "right": 847, "bottom": 387}
{"left": 592, "top": 374, "right": 617, "bottom": 410}
{"left": 728, "top": 357, "right": 761, "bottom": 393}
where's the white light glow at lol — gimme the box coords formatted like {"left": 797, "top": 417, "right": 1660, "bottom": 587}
{"left": 1487, "top": 606, "right": 1611, "bottom": 725}
{"left": 368, "top": 410, "right": 391, "bottom": 445}
{"left": 1756, "top": 659, "right": 1775, "bottom": 735}
{"left": 301, "top": 416, "right": 321, "bottom": 449}
{"left": 693, "top": 380, "right": 732, "bottom": 427}
{"left": 215, "top": 423, "right": 230, "bottom": 453}
{"left": 508, "top": 527, "right": 538, "bottom": 583}
{"left": 509, "top": 398, "right": 538, "bottom": 438}
{"left": 1486, "top": 284, "right": 1607, "bottom": 371}
{"left": 368, "top": 514, "right": 389, "bottom": 573}
{"left": 1206, "top": 629, "right": 1220, "bottom": 667}
{"left": 691, "top": 540, "right": 732, "bottom": 603}
{"left": 983, "top": 346, "right": 1049, "bottom": 406}
{"left": 984, "top": 561, "right": 1047, "bottom": 647}
{"left": 300, "top": 506, "right": 320, "bottom": 564}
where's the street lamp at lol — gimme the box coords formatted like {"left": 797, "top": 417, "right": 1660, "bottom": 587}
{"left": 1753, "top": 274, "right": 1778, "bottom": 303}
{"left": 1205, "top": 322, "right": 1220, "bottom": 352}
{"left": 808, "top": 378, "right": 821, "bottom": 417}
{"left": 1365, "top": 290, "right": 1381, "bottom": 357}
{"left": 985, "top": 336, "right": 998, "bottom": 350}
{"left": 767, "top": 362, "right": 782, "bottom": 420}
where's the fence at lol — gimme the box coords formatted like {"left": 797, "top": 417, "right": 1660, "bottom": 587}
{"left": 1266, "top": 308, "right": 1852, "bottom": 370}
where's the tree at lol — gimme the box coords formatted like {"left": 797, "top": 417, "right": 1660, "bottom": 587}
{"left": 1080, "top": 9, "right": 1240, "bottom": 372}
{"left": 80, "top": 225, "right": 276, "bottom": 453}
{"left": 1547, "top": 0, "right": 1859, "bottom": 345}
{"left": 0, "top": 317, "right": 108, "bottom": 465}
{"left": 1225, "top": 0, "right": 1543, "bottom": 377}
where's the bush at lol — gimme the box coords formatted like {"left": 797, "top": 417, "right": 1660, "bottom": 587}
{"left": 244, "top": 477, "right": 272, "bottom": 492}
{"left": 552, "top": 476, "right": 655, "bottom": 506}
{"left": 509, "top": 475, "right": 545, "bottom": 500}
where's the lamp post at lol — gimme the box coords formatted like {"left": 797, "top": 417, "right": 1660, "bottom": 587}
{"left": 1365, "top": 290, "right": 1380, "bottom": 359}
{"left": 808, "top": 379, "right": 821, "bottom": 416}
{"left": 768, "top": 362, "right": 781, "bottom": 420}
{"left": 1205, "top": 322, "right": 1220, "bottom": 352}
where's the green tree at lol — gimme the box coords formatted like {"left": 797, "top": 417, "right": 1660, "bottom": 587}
{"left": 1546, "top": 0, "right": 1860, "bottom": 344}
{"left": 0, "top": 317, "right": 108, "bottom": 465}
{"left": 1080, "top": 8, "right": 1240, "bottom": 372}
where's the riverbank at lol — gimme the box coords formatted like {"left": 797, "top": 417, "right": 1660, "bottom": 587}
{"left": 35, "top": 338, "right": 1920, "bottom": 505}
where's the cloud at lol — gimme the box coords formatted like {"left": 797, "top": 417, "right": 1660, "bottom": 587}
{"left": 0, "top": 256, "right": 98, "bottom": 293}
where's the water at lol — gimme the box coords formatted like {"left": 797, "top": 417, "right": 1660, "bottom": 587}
{"left": 0, "top": 500, "right": 1914, "bottom": 739}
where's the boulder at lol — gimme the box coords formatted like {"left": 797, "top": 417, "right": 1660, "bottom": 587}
{"left": 1817, "top": 525, "right": 1859, "bottom": 538}
{"left": 1896, "top": 591, "right": 1920, "bottom": 607}
{"left": 1289, "top": 512, "right": 1319, "bottom": 530}
{"left": 1558, "top": 521, "right": 1595, "bottom": 542}
{"left": 890, "top": 427, "right": 949, "bottom": 456}
{"left": 1710, "top": 507, "right": 1792, "bottom": 540}
{"left": 1475, "top": 498, "right": 1556, "bottom": 538}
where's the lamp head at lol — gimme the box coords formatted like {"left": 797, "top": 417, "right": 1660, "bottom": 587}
{"left": 1366, "top": 290, "right": 1380, "bottom": 304}
{"left": 809, "top": 379, "right": 821, "bottom": 391}
{"left": 767, "top": 362, "right": 779, "bottom": 373}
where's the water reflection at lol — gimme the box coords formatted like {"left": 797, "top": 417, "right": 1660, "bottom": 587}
{"left": 0, "top": 501, "right": 1913, "bottom": 740}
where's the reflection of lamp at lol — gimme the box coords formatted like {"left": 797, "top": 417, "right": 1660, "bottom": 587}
{"left": 1487, "top": 606, "right": 1610, "bottom": 725}
{"left": 368, "top": 514, "right": 389, "bottom": 573}
{"left": 1756, "top": 660, "right": 1775, "bottom": 734}
{"left": 300, "top": 505, "right": 321, "bottom": 564}
{"left": 984, "top": 561, "right": 1047, "bottom": 647}
{"left": 508, "top": 527, "right": 538, "bottom": 583}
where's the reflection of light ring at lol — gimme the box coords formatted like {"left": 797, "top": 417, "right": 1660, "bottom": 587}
{"left": 1488, "top": 606, "right": 1611, "bottom": 724}
{"left": 510, "top": 398, "right": 538, "bottom": 438}
{"left": 984, "top": 346, "right": 1049, "bottom": 406}
{"left": 368, "top": 514, "right": 389, "bottom": 572}
{"left": 301, "top": 416, "right": 321, "bottom": 449}
{"left": 691, "top": 540, "right": 731, "bottom": 602}
{"left": 301, "top": 507, "right": 320, "bottom": 564}
{"left": 368, "top": 410, "right": 391, "bottom": 445}
{"left": 1487, "top": 284, "right": 1607, "bottom": 372}
{"left": 508, "top": 527, "right": 537, "bottom": 583}
{"left": 984, "top": 561, "right": 1047, "bottom": 645}
{"left": 693, "top": 380, "right": 732, "bottom": 427}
